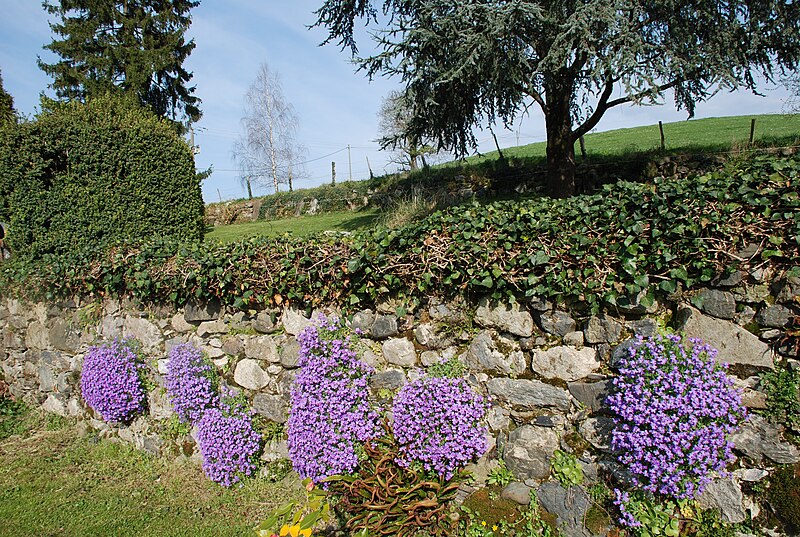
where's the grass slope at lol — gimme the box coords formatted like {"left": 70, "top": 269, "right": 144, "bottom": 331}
{"left": 206, "top": 209, "right": 380, "bottom": 242}
{"left": 0, "top": 409, "right": 297, "bottom": 537}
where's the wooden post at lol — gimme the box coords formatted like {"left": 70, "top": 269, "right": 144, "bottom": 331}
{"left": 658, "top": 121, "right": 666, "bottom": 151}
{"left": 288, "top": 165, "right": 293, "bottom": 192}
{"left": 366, "top": 156, "right": 374, "bottom": 180}
{"left": 749, "top": 118, "right": 757, "bottom": 145}
{"left": 579, "top": 136, "right": 588, "bottom": 162}
{"left": 331, "top": 161, "right": 336, "bottom": 185}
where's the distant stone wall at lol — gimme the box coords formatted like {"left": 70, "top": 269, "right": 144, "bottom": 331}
{"left": 1, "top": 268, "right": 798, "bottom": 532}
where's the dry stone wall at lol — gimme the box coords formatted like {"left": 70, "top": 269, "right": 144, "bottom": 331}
{"left": 1, "top": 271, "right": 799, "bottom": 534}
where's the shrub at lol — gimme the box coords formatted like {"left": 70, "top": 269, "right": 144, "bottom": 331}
{"left": 608, "top": 334, "right": 746, "bottom": 499}
{"left": 0, "top": 94, "right": 203, "bottom": 258}
{"left": 286, "top": 315, "right": 380, "bottom": 484}
{"left": 392, "top": 375, "right": 488, "bottom": 479}
{"left": 195, "top": 388, "right": 261, "bottom": 487}
{"left": 165, "top": 343, "right": 218, "bottom": 423}
{"left": 80, "top": 339, "right": 148, "bottom": 423}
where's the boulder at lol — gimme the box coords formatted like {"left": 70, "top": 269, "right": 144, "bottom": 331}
{"left": 196, "top": 320, "right": 226, "bottom": 338}
{"left": 282, "top": 308, "right": 312, "bottom": 336}
{"left": 537, "top": 311, "right": 576, "bottom": 337}
{"left": 382, "top": 338, "right": 417, "bottom": 367}
{"left": 184, "top": 300, "right": 221, "bottom": 322}
{"left": 695, "top": 289, "right": 737, "bottom": 320}
{"left": 252, "top": 394, "right": 288, "bottom": 423}
{"left": 537, "top": 482, "right": 595, "bottom": 537}
{"left": 503, "top": 425, "right": 560, "bottom": 480}
{"left": 370, "top": 369, "right": 407, "bottom": 391}
{"left": 532, "top": 346, "right": 600, "bottom": 382}
{"left": 730, "top": 414, "right": 800, "bottom": 464}
{"left": 583, "top": 316, "right": 623, "bottom": 344}
{"left": 475, "top": 298, "right": 534, "bottom": 337}
{"left": 568, "top": 380, "right": 612, "bottom": 414}
{"left": 501, "top": 482, "right": 533, "bottom": 505}
{"left": 698, "top": 477, "right": 746, "bottom": 524}
{"left": 464, "top": 330, "right": 526, "bottom": 376}
{"left": 233, "top": 359, "right": 270, "bottom": 390}
{"left": 371, "top": 315, "right": 399, "bottom": 339}
{"left": 755, "top": 305, "right": 792, "bottom": 328}
{"left": 486, "top": 378, "right": 571, "bottom": 412}
{"left": 245, "top": 335, "right": 279, "bottom": 362}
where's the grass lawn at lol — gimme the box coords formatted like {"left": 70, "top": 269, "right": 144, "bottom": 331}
{"left": 206, "top": 209, "right": 381, "bottom": 242}
{"left": 0, "top": 408, "right": 298, "bottom": 537}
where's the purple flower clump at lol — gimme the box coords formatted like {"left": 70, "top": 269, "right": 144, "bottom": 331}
{"left": 392, "top": 376, "right": 489, "bottom": 479}
{"left": 165, "top": 343, "right": 218, "bottom": 423}
{"left": 80, "top": 339, "right": 147, "bottom": 423}
{"left": 607, "top": 334, "right": 747, "bottom": 499}
{"left": 196, "top": 387, "right": 261, "bottom": 487}
{"left": 287, "top": 314, "right": 380, "bottom": 484}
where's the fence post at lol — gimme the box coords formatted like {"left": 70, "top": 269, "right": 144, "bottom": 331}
{"left": 331, "top": 161, "right": 336, "bottom": 185}
{"left": 659, "top": 121, "right": 666, "bottom": 151}
{"left": 749, "top": 118, "right": 757, "bottom": 145}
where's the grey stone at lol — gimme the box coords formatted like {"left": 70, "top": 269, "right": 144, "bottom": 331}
{"left": 41, "top": 393, "right": 68, "bottom": 417}
{"left": 502, "top": 482, "right": 533, "bottom": 505}
{"left": 775, "top": 276, "right": 800, "bottom": 303}
{"left": 233, "top": 359, "right": 270, "bottom": 390}
{"left": 123, "top": 317, "right": 163, "bottom": 352}
{"left": 25, "top": 321, "right": 49, "bottom": 350}
{"left": 629, "top": 318, "right": 659, "bottom": 338}
{"left": 677, "top": 306, "right": 773, "bottom": 369}
{"left": 695, "top": 289, "right": 737, "bottom": 320}
{"left": 563, "top": 331, "right": 584, "bottom": 347}
{"left": 537, "top": 482, "right": 594, "bottom": 537}
{"left": 261, "top": 438, "right": 290, "bottom": 463}
{"left": 371, "top": 315, "right": 399, "bottom": 339}
{"left": 616, "top": 290, "right": 659, "bottom": 315}
{"left": 732, "top": 283, "right": 772, "bottom": 304}
{"left": 755, "top": 305, "right": 792, "bottom": 328}
{"left": 730, "top": 414, "right": 800, "bottom": 464}
{"left": 713, "top": 270, "right": 745, "bottom": 288}
{"left": 252, "top": 394, "right": 288, "bottom": 423}
{"left": 370, "top": 369, "right": 407, "bottom": 391}
{"left": 196, "top": 320, "right": 227, "bottom": 338}
{"left": 414, "top": 323, "right": 450, "bottom": 349}
{"left": 48, "top": 318, "right": 80, "bottom": 353}
{"left": 170, "top": 313, "right": 194, "bottom": 333}
{"left": 99, "top": 315, "right": 123, "bottom": 339}
{"left": 579, "top": 417, "right": 613, "bottom": 452}
{"left": 698, "top": 477, "right": 746, "bottom": 524}
{"left": 382, "top": 337, "right": 417, "bottom": 366}
{"left": 38, "top": 366, "right": 56, "bottom": 392}
{"left": 221, "top": 337, "right": 244, "bottom": 357}
{"left": 282, "top": 308, "right": 312, "bottom": 336}
{"left": 350, "top": 310, "right": 375, "bottom": 333}
{"left": 568, "top": 380, "right": 612, "bottom": 414}
{"left": 733, "top": 468, "right": 768, "bottom": 482}
{"left": 475, "top": 298, "right": 534, "bottom": 337}
{"left": 537, "top": 311, "right": 576, "bottom": 337}
{"left": 464, "top": 330, "right": 526, "bottom": 376}
{"left": 487, "top": 405, "right": 511, "bottom": 431}
{"left": 253, "top": 311, "right": 276, "bottom": 333}
{"left": 734, "top": 306, "right": 756, "bottom": 327}
{"left": 503, "top": 425, "right": 560, "bottom": 480}
{"left": 532, "top": 346, "right": 600, "bottom": 382}
{"left": 184, "top": 300, "right": 221, "bottom": 322}
{"left": 245, "top": 335, "right": 278, "bottom": 362}
{"left": 527, "top": 296, "right": 552, "bottom": 312}
{"left": 148, "top": 389, "right": 173, "bottom": 420}
{"left": 279, "top": 339, "right": 301, "bottom": 369}
{"left": 420, "top": 350, "right": 441, "bottom": 367}
{"left": 203, "top": 346, "right": 225, "bottom": 359}
{"left": 487, "top": 378, "right": 572, "bottom": 412}
{"left": 584, "top": 315, "right": 623, "bottom": 344}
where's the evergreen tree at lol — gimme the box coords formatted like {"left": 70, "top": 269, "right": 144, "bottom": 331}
{"left": 39, "top": 0, "right": 201, "bottom": 123}
{"left": 0, "top": 69, "right": 15, "bottom": 124}
{"left": 314, "top": 0, "right": 800, "bottom": 197}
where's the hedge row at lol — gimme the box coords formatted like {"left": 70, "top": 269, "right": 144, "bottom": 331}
{"left": 1, "top": 153, "right": 798, "bottom": 312}
{"left": 0, "top": 95, "right": 204, "bottom": 258}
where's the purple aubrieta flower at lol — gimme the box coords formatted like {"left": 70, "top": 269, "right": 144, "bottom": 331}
{"left": 287, "top": 314, "right": 380, "bottom": 484}
{"left": 165, "top": 342, "right": 219, "bottom": 423}
{"left": 607, "top": 334, "right": 747, "bottom": 500}
{"left": 80, "top": 339, "right": 147, "bottom": 423}
{"left": 196, "top": 386, "right": 261, "bottom": 487}
{"left": 392, "top": 376, "right": 489, "bottom": 480}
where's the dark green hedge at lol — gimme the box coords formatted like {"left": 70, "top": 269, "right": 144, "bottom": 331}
{"left": 1, "top": 153, "right": 798, "bottom": 312}
{"left": 0, "top": 95, "right": 204, "bottom": 258}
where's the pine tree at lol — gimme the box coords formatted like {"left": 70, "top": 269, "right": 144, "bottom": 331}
{"left": 39, "top": 0, "right": 201, "bottom": 123}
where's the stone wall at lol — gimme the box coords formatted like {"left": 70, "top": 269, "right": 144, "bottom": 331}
{"left": 1, "top": 271, "right": 799, "bottom": 534}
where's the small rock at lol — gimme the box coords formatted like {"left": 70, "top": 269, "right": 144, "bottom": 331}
{"left": 282, "top": 308, "right": 312, "bottom": 336}
{"left": 537, "top": 310, "right": 576, "bottom": 337}
{"left": 713, "top": 270, "right": 744, "bottom": 288}
{"left": 196, "top": 320, "right": 226, "bottom": 338}
{"left": 487, "top": 406, "right": 510, "bottom": 431}
{"left": 755, "top": 305, "right": 792, "bottom": 328}
{"left": 41, "top": 394, "right": 67, "bottom": 417}
{"left": 253, "top": 311, "right": 276, "bottom": 333}
{"left": 532, "top": 346, "right": 600, "bottom": 382}
{"left": 171, "top": 313, "right": 194, "bottom": 333}
{"left": 123, "top": 316, "right": 163, "bottom": 352}
{"left": 382, "top": 338, "right": 417, "bottom": 366}
{"left": 245, "top": 335, "right": 279, "bottom": 362}
{"left": 563, "top": 331, "right": 584, "bottom": 347}
{"left": 252, "top": 394, "right": 288, "bottom": 423}
{"left": 371, "top": 315, "right": 399, "bottom": 339}
{"left": 184, "top": 300, "right": 222, "bottom": 322}
{"left": 568, "top": 380, "right": 612, "bottom": 414}
{"left": 370, "top": 369, "right": 407, "bottom": 391}
{"left": 464, "top": 330, "right": 526, "bottom": 376}
{"left": 350, "top": 310, "right": 375, "bottom": 334}
{"left": 775, "top": 276, "right": 800, "bottom": 303}
{"left": 503, "top": 425, "right": 560, "bottom": 480}
{"left": 629, "top": 318, "right": 659, "bottom": 338}
{"left": 537, "top": 482, "right": 594, "bottom": 537}
{"left": 579, "top": 417, "right": 613, "bottom": 452}
{"left": 475, "top": 298, "right": 534, "bottom": 337}
{"left": 420, "top": 350, "right": 441, "bottom": 367}
{"left": 233, "top": 359, "right": 270, "bottom": 390}
{"left": 730, "top": 414, "right": 800, "bottom": 464}
{"left": 279, "top": 340, "right": 301, "bottom": 369}
{"left": 584, "top": 315, "right": 623, "bottom": 344}
{"left": 733, "top": 468, "right": 768, "bottom": 482}
{"left": 616, "top": 290, "right": 659, "bottom": 315}
{"left": 414, "top": 323, "right": 449, "bottom": 349}
{"left": 695, "top": 289, "right": 737, "bottom": 320}
{"left": 221, "top": 337, "right": 244, "bottom": 357}
{"left": 501, "top": 482, "right": 533, "bottom": 505}
{"left": 698, "top": 477, "right": 746, "bottom": 524}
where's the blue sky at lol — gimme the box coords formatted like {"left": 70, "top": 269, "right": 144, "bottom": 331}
{"left": 0, "top": 1, "right": 795, "bottom": 202}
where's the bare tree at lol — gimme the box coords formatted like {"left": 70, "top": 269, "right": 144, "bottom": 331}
{"left": 377, "top": 90, "right": 438, "bottom": 172}
{"left": 234, "top": 63, "right": 304, "bottom": 196}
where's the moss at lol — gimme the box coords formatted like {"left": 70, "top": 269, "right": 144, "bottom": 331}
{"left": 461, "top": 487, "right": 522, "bottom": 528}
{"left": 768, "top": 463, "right": 800, "bottom": 531}
{"left": 584, "top": 504, "right": 611, "bottom": 535}
{"left": 562, "top": 431, "right": 591, "bottom": 455}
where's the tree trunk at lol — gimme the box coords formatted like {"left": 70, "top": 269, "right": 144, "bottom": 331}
{"left": 544, "top": 79, "right": 577, "bottom": 198}
{"left": 246, "top": 177, "right": 253, "bottom": 199}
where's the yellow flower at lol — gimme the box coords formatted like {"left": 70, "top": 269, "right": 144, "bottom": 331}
{"left": 492, "top": 525, "right": 498, "bottom": 531}
{"left": 279, "top": 525, "right": 311, "bottom": 537}
{"left": 481, "top": 521, "right": 487, "bottom": 527}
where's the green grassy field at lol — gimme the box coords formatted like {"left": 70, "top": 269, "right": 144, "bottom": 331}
{"left": 0, "top": 409, "right": 296, "bottom": 537}
{"left": 205, "top": 209, "right": 381, "bottom": 242}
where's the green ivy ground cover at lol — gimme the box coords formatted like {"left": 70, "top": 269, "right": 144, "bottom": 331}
{"left": 1, "top": 153, "right": 798, "bottom": 313}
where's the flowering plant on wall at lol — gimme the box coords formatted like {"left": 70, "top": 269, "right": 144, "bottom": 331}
{"left": 286, "top": 314, "right": 380, "bottom": 484}
{"left": 608, "top": 334, "right": 746, "bottom": 501}
{"left": 165, "top": 342, "right": 218, "bottom": 424}
{"left": 80, "top": 339, "right": 148, "bottom": 423}
{"left": 196, "top": 387, "right": 262, "bottom": 487}
{"left": 393, "top": 375, "right": 489, "bottom": 480}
